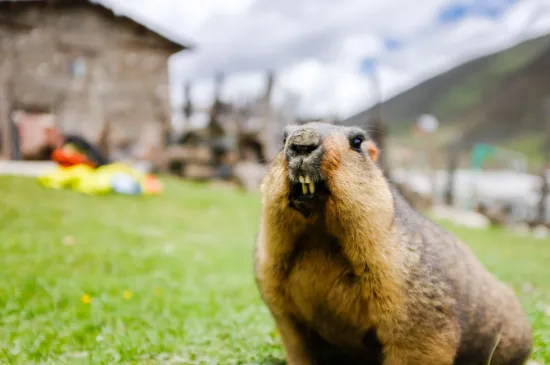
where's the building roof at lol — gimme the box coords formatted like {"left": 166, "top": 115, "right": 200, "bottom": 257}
{"left": 0, "top": 0, "right": 195, "bottom": 52}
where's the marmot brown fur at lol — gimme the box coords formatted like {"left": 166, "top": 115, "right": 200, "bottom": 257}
{"left": 254, "top": 122, "right": 532, "bottom": 365}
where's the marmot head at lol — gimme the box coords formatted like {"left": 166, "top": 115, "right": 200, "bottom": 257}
{"left": 262, "top": 122, "right": 390, "bottom": 221}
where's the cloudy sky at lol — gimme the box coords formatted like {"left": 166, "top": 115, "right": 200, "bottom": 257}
{"left": 99, "top": 0, "right": 550, "bottom": 125}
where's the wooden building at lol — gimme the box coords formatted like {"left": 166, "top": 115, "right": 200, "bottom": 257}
{"left": 0, "top": 0, "right": 192, "bottom": 162}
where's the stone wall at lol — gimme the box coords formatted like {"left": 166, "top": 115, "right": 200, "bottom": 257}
{"left": 0, "top": 0, "right": 180, "bottom": 159}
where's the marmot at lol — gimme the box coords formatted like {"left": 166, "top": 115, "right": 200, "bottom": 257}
{"left": 254, "top": 122, "right": 532, "bottom": 365}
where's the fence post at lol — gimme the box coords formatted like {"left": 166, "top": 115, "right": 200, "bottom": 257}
{"left": 370, "top": 116, "right": 390, "bottom": 178}
{"left": 428, "top": 132, "right": 438, "bottom": 205}
{"left": 537, "top": 97, "right": 550, "bottom": 223}
{"left": 444, "top": 137, "right": 460, "bottom": 206}
{"left": 183, "top": 81, "right": 192, "bottom": 120}
{"left": 0, "top": 37, "right": 14, "bottom": 159}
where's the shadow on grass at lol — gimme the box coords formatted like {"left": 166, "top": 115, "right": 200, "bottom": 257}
{"left": 257, "top": 358, "right": 286, "bottom": 365}
{"left": 254, "top": 354, "right": 375, "bottom": 365}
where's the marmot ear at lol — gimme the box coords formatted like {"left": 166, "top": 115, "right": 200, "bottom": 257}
{"left": 366, "top": 140, "right": 379, "bottom": 163}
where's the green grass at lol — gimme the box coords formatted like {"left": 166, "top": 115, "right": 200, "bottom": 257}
{"left": 0, "top": 176, "right": 549, "bottom": 364}
{"left": 504, "top": 133, "right": 547, "bottom": 171}
{"left": 438, "top": 221, "right": 550, "bottom": 363}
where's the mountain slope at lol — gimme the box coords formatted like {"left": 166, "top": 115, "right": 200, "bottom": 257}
{"left": 344, "top": 33, "right": 550, "bottom": 144}
{"left": 458, "top": 44, "right": 550, "bottom": 145}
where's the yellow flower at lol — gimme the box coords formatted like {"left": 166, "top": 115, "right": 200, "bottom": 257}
{"left": 123, "top": 290, "right": 133, "bottom": 300}
{"left": 81, "top": 294, "right": 92, "bottom": 304}
{"left": 154, "top": 288, "right": 163, "bottom": 296}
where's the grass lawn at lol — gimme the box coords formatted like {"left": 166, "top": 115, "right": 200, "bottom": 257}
{"left": 0, "top": 176, "right": 549, "bottom": 364}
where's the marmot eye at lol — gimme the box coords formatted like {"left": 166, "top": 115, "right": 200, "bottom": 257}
{"left": 350, "top": 136, "right": 364, "bottom": 151}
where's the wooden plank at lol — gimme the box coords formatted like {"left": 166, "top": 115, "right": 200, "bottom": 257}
{"left": 183, "top": 164, "right": 215, "bottom": 181}
{"left": 0, "top": 38, "right": 13, "bottom": 159}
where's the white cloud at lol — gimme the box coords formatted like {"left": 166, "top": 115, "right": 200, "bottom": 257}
{"left": 102, "top": 0, "right": 550, "bottom": 127}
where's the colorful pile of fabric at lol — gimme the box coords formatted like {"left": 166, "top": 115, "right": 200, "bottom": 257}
{"left": 38, "top": 163, "right": 163, "bottom": 196}
{"left": 37, "top": 136, "right": 163, "bottom": 196}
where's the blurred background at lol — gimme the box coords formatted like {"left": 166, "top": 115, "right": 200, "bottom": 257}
{"left": 1, "top": 0, "right": 550, "bottom": 364}
{"left": 1, "top": 0, "right": 550, "bottom": 226}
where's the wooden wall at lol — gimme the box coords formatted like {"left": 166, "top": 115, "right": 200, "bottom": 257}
{"left": 0, "top": 0, "right": 182, "bottom": 160}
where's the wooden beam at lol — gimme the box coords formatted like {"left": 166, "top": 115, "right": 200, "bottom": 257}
{"left": 263, "top": 70, "right": 275, "bottom": 103}
{"left": 208, "top": 71, "right": 225, "bottom": 138}
{"left": 183, "top": 80, "right": 192, "bottom": 119}
{"left": 544, "top": 97, "right": 550, "bottom": 166}
{"left": 0, "top": 16, "right": 34, "bottom": 32}
{"left": 444, "top": 140, "right": 459, "bottom": 206}
{"left": 369, "top": 116, "right": 390, "bottom": 178}
{"left": 0, "top": 38, "right": 14, "bottom": 159}
{"left": 537, "top": 97, "right": 550, "bottom": 223}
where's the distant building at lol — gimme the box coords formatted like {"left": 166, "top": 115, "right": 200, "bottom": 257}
{"left": 0, "top": 0, "right": 192, "bottom": 161}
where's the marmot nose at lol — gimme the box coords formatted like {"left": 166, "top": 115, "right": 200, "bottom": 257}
{"left": 287, "top": 129, "right": 321, "bottom": 156}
